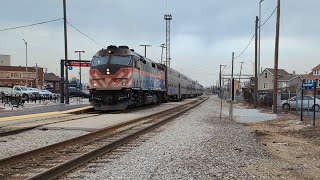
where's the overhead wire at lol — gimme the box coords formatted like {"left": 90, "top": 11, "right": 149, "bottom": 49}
{"left": 0, "top": 17, "right": 106, "bottom": 48}
{"left": 0, "top": 18, "right": 63, "bottom": 32}
{"left": 233, "top": 5, "right": 278, "bottom": 61}
{"left": 67, "top": 21, "right": 106, "bottom": 48}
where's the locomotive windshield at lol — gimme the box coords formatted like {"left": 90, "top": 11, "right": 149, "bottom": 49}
{"left": 91, "top": 56, "right": 109, "bottom": 67}
{"left": 110, "top": 56, "right": 131, "bottom": 66}
{"left": 91, "top": 55, "right": 132, "bottom": 67}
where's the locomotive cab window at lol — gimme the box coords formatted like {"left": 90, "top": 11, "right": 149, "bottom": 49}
{"left": 91, "top": 56, "right": 109, "bottom": 67}
{"left": 110, "top": 56, "right": 132, "bottom": 66}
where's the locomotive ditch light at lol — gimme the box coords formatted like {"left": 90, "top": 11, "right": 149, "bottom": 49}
{"left": 108, "top": 50, "right": 113, "bottom": 54}
{"left": 122, "top": 82, "right": 126, "bottom": 86}
{"left": 93, "top": 83, "right": 97, "bottom": 87}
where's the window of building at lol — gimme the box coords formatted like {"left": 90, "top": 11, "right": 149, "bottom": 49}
{"left": 264, "top": 72, "right": 268, "bottom": 78}
{"left": 282, "top": 82, "right": 287, "bottom": 87}
{"left": 263, "top": 82, "right": 269, "bottom": 89}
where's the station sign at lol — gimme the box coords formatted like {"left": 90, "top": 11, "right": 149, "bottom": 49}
{"left": 302, "top": 82, "right": 315, "bottom": 90}
{"left": 65, "top": 61, "right": 91, "bottom": 67}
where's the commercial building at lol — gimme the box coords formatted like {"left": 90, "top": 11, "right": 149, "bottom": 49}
{"left": 0, "top": 55, "right": 11, "bottom": 66}
{"left": 0, "top": 66, "right": 44, "bottom": 88}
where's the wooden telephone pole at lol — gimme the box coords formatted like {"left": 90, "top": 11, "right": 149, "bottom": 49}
{"left": 254, "top": 16, "right": 259, "bottom": 108}
{"left": 273, "top": 0, "right": 281, "bottom": 113}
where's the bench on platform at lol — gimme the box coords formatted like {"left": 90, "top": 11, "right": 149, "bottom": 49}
{"left": 10, "top": 97, "right": 26, "bottom": 110}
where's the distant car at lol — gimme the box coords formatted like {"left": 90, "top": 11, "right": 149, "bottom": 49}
{"left": 28, "top": 88, "right": 57, "bottom": 98}
{"left": 261, "top": 93, "right": 297, "bottom": 107}
{"left": 281, "top": 96, "right": 320, "bottom": 111}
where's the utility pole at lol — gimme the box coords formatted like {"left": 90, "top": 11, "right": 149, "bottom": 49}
{"left": 254, "top": 16, "right": 259, "bottom": 108}
{"left": 273, "top": 0, "right": 281, "bottom": 113}
{"left": 139, "top": 45, "right": 151, "bottom": 58}
{"left": 160, "top": 43, "right": 166, "bottom": 64}
{"left": 258, "top": 0, "right": 264, "bottom": 75}
{"left": 63, "top": 0, "right": 69, "bottom": 104}
{"left": 75, "top": 50, "right": 85, "bottom": 90}
{"left": 219, "top": 64, "right": 226, "bottom": 119}
{"left": 239, "top": 61, "right": 244, "bottom": 89}
{"left": 229, "top": 52, "right": 234, "bottom": 120}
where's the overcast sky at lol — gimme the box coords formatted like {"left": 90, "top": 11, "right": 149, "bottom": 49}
{"left": 0, "top": 0, "right": 320, "bottom": 87}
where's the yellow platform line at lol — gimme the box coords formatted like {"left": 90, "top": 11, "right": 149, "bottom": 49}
{"left": 0, "top": 106, "right": 93, "bottom": 122}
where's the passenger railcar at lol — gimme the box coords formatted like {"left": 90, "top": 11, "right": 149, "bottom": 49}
{"left": 89, "top": 45, "right": 203, "bottom": 111}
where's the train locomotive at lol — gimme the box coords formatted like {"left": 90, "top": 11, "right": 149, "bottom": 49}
{"left": 89, "top": 45, "right": 203, "bottom": 111}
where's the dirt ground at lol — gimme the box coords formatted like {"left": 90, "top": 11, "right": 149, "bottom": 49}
{"left": 244, "top": 110, "right": 320, "bottom": 180}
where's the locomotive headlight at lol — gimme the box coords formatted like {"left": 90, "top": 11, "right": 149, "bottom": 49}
{"left": 107, "top": 72, "right": 110, "bottom": 75}
{"left": 106, "top": 68, "right": 110, "bottom": 75}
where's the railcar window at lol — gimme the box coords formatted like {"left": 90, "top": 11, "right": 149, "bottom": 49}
{"left": 91, "top": 56, "right": 109, "bottom": 67}
{"left": 110, "top": 56, "right": 132, "bottom": 65}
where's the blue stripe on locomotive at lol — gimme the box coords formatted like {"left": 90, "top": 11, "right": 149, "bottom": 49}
{"left": 141, "top": 73, "right": 165, "bottom": 90}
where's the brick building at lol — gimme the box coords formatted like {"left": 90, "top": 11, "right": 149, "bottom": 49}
{"left": 0, "top": 66, "right": 44, "bottom": 88}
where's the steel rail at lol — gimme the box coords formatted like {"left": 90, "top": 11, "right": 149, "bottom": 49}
{"left": 0, "top": 98, "right": 204, "bottom": 170}
{"left": 28, "top": 97, "right": 207, "bottom": 180}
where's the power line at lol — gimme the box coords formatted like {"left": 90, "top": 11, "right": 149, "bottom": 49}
{"left": 0, "top": 18, "right": 63, "bottom": 32}
{"left": 260, "top": 6, "right": 277, "bottom": 28}
{"left": 67, "top": 21, "right": 106, "bottom": 48}
{"left": 234, "top": 34, "right": 255, "bottom": 60}
{"left": 234, "top": 6, "right": 277, "bottom": 60}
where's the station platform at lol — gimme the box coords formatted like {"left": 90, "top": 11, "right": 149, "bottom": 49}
{"left": 0, "top": 104, "right": 92, "bottom": 122}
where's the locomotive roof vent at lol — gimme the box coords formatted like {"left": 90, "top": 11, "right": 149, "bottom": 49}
{"left": 119, "top": 46, "right": 129, "bottom": 49}
{"left": 107, "top": 45, "right": 118, "bottom": 49}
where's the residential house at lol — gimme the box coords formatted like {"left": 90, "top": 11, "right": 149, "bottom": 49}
{"left": 303, "top": 64, "right": 320, "bottom": 95}
{"left": 258, "top": 68, "right": 302, "bottom": 92}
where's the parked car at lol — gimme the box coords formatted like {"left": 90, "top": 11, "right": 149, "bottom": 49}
{"left": 261, "top": 93, "right": 297, "bottom": 107}
{"left": 69, "top": 87, "right": 90, "bottom": 98}
{"left": 28, "top": 88, "right": 56, "bottom": 98}
{"left": 281, "top": 96, "right": 320, "bottom": 111}
{"left": 0, "top": 86, "right": 39, "bottom": 97}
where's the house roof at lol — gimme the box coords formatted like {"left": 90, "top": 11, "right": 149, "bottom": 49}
{"left": 278, "top": 75, "right": 301, "bottom": 82}
{"left": 265, "top": 68, "right": 290, "bottom": 76}
{"left": 44, "top": 73, "right": 60, "bottom": 82}
{"left": 304, "top": 72, "right": 320, "bottom": 80}
{"left": 312, "top": 64, "right": 320, "bottom": 71}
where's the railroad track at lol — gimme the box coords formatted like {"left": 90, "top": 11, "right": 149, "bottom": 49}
{"left": 0, "top": 96, "right": 207, "bottom": 179}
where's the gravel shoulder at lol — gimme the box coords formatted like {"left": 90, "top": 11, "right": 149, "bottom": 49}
{"left": 67, "top": 96, "right": 270, "bottom": 179}
{"left": 245, "top": 113, "right": 320, "bottom": 180}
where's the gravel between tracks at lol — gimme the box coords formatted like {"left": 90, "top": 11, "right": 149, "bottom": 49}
{"left": 68, "top": 96, "right": 269, "bottom": 179}
{"left": 0, "top": 129, "right": 89, "bottom": 159}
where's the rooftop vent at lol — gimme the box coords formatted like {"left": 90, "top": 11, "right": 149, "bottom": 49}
{"left": 119, "top": 46, "right": 129, "bottom": 49}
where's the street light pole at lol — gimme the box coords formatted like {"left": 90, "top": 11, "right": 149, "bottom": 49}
{"left": 75, "top": 50, "right": 85, "bottom": 90}
{"left": 22, "top": 39, "right": 28, "bottom": 86}
{"left": 139, "top": 45, "right": 151, "bottom": 58}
